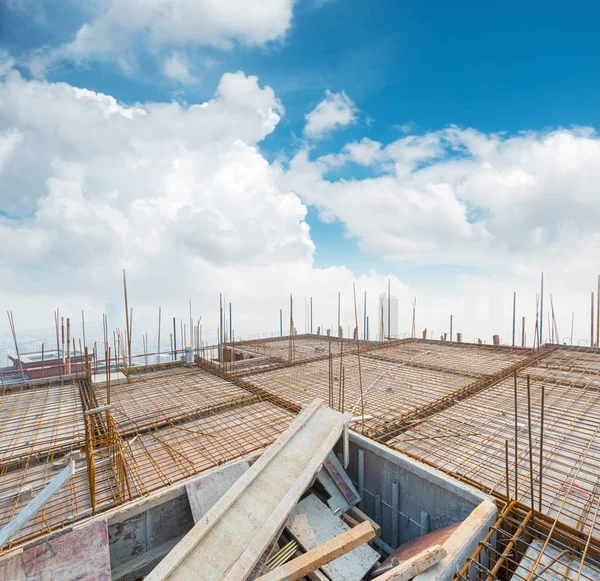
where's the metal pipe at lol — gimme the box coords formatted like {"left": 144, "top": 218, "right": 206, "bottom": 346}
{"left": 358, "top": 448, "right": 365, "bottom": 511}
{"left": 391, "top": 479, "right": 399, "bottom": 548}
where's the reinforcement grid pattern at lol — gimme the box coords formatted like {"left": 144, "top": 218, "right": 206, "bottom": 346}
{"left": 0, "top": 367, "right": 294, "bottom": 551}
{"left": 243, "top": 352, "right": 478, "bottom": 432}
{"left": 388, "top": 347, "right": 600, "bottom": 546}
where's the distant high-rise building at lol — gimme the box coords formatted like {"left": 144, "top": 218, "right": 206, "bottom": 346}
{"left": 379, "top": 293, "right": 399, "bottom": 339}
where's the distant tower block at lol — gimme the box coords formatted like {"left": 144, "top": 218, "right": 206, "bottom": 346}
{"left": 456, "top": 332, "right": 462, "bottom": 343}
{"left": 338, "top": 326, "right": 343, "bottom": 339}
{"left": 493, "top": 335, "right": 500, "bottom": 346}
{"left": 326, "top": 329, "right": 331, "bottom": 336}
{"left": 422, "top": 328, "right": 427, "bottom": 339}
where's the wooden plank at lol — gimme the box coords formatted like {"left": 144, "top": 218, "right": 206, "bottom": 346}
{"left": 345, "top": 506, "right": 381, "bottom": 538}
{"left": 372, "top": 545, "right": 446, "bottom": 581}
{"left": 185, "top": 459, "right": 249, "bottom": 523}
{"left": 146, "top": 399, "right": 351, "bottom": 581}
{"left": 287, "top": 494, "right": 380, "bottom": 581}
{"left": 256, "top": 521, "right": 375, "bottom": 581}
{"left": 0, "top": 461, "right": 74, "bottom": 548}
{"left": 0, "top": 520, "right": 111, "bottom": 581}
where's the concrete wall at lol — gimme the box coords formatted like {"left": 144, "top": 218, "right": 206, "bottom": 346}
{"left": 342, "top": 432, "right": 494, "bottom": 549}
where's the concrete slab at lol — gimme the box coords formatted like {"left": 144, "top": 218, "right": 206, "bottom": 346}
{"left": 0, "top": 520, "right": 110, "bottom": 581}
{"left": 287, "top": 494, "right": 380, "bottom": 581}
{"left": 91, "top": 371, "right": 127, "bottom": 388}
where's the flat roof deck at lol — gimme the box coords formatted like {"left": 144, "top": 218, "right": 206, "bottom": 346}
{"left": 2, "top": 337, "right": 600, "bottom": 578}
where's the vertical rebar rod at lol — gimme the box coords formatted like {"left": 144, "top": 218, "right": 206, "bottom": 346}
{"left": 229, "top": 302, "right": 232, "bottom": 345}
{"left": 82, "top": 309, "right": 87, "bottom": 352}
{"left": 526, "top": 374, "right": 535, "bottom": 524}
{"left": 337, "top": 292, "right": 341, "bottom": 338}
{"left": 353, "top": 281, "right": 365, "bottom": 433}
{"left": 450, "top": 314, "right": 453, "bottom": 342}
{"left": 280, "top": 308, "right": 282, "bottom": 337}
{"left": 512, "top": 291, "right": 516, "bottom": 346}
{"left": 539, "top": 384, "right": 545, "bottom": 512}
{"left": 157, "top": 307, "right": 161, "bottom": 364}
{"left": 514, "top": 371, "right": 518, "bottom": 499}
{"left": 539, "top": 271, "right": 544, "bottom": 346}
{"left": 505, "top": 439, "right": 510, "bottom": 501}
{"left": 310, "top": 296, "right": 313, "bottom": 334}
{"left": 597, "top": 274, "right": 600, "bottom": 347}
{"left": 123, "top": 269, "right": 131, "bottom": 368}
{"left": 570, "top": 311, "right": 574, "bottom": 346}
{"left": 173, "top": 317, "right": 177, "bottom": 359}
{"left": 522, "top": 316, "right": 526, "bottom": 348}
{"left": 363, "top": 291, "right": 367, "bottom": 339}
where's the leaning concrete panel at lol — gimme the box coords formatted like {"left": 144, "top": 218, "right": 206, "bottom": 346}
{"left": 0, "top": 520, "right": 110, "bottom": 581}
{"left": 186, "top": 459, "right": 249, "bottom": 523}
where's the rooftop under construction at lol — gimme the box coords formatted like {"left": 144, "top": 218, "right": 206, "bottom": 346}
{"left": 1, "top": 333, "right": 600, "bottom": 580}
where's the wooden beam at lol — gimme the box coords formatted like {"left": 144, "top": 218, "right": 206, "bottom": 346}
{"left": 0, "top": 461, "right": 74, "bottom": 548}
{"left": 372, "top": 545, "right": 446, "bottom": 580}
{"left": 256, "top": 521, "right": 375, "bottom": 581}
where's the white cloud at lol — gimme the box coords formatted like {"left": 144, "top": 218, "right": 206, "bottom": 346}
{"left": 24, "top": 0, "right": 295, "bottom": 78}
{"left": 0, "top": 129, "right": 22, "bottom": 176}
{"left": 304, "top": 90, "right": 358, "bottom": 139}
{"left": 343, "top": 138, "right": 383, "bottom": 165}
{"left": 161, "top": 52, "right": 198, "bottom": 84}
{"left": 0, "top": 63, "right": 411, "bottom": 344}
{"left": 280, "top": 126, "right": 600, "bottom": 266}
{"left": 0, "top": 55, "right": 598, "bottom": 346}
{"left": 0, "top": 51, "right": 16, "bottom": 77}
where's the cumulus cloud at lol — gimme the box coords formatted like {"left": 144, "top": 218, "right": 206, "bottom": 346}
{"left": 0, "top": 63, "right": 412, "bottom": 345}
{"left": 21, "top": 0, "right": 295, "bottom": 78}
{"left": 280, "top": 126, "right": 600, "bottom": 266}
{"left": 161, "top": 52, "right": 198, "bottom": 84}
{"left": 304, "top": 90, "right": 358, "bottom": 139}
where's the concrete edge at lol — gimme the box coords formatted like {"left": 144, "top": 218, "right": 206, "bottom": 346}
{"left": 348, "top": 431, "right": 492, "bottom": 506}
{"left": 413, "top": 499, "right": 497, "bottom": 581}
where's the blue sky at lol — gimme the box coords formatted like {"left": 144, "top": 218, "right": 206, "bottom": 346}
{"left": 1, "top": 0, "right": 600, "bottom": 341}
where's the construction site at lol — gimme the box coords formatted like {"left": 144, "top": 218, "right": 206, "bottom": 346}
{"left": 1, "top": 327, "right": 600, "bottom": 580}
